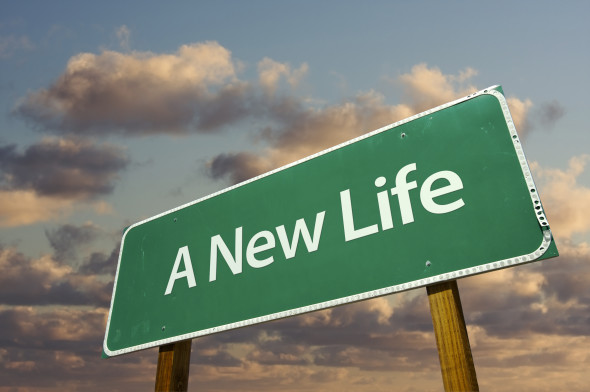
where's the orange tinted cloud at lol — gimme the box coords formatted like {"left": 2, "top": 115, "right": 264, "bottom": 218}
{"left": 0, "top": 190, "right": 73, "bottom": 227}
{"left": 0, "top": 244, "right": 113, "bottom": 306}
{"left": 209, "top": 63, "right": 534, "bottom": 184}
{"left": 15, "top": 42, "right": 245, "bottom": 134}
{"left": 258, "top": 57, "right": 308, "bottom": 95}
{"left": 398, "top": 63, "right": 478, "bottom": 112}
{"left": 530, "top": 155, "right": 590, "bottom": 240}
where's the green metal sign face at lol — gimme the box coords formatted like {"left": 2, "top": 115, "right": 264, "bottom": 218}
{"left": 104, "top": 86, "right": 558, "bottom": 356}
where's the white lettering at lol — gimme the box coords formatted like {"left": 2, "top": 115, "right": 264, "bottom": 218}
{"left": 167, "top": 162, "right": 465, "bottom": 290}
{"left": 420, "top": 171, "right": 465, "bottom": 214}
{"left": 276, "top": 211, "right": 326, "bottom": 259}
{"left": 340, "top": 189, "right": 379, "bottom": 242}
{"left": 246, "top": 230, "right": 275, "bottom": 268}
{"left": 375, "top": 176, "right": 393, "bottom": 230}
{"left": 390, "top": 163, "right": 418, "bottom": 225}
{"left": 165, "top": 246, "right": 196, "bottom": 295}
{"left": 209, "top": 227, "right": 243, "bottom": 282}
{"left": 340, "top": 163, "right": 465, "bottom": 242}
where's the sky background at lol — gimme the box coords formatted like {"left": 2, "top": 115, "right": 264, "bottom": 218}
{"left": 1, "top": 1, "right": 589, "bottom": 391}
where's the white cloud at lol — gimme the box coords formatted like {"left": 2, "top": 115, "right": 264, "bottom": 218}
{"left": 258, "top": 57, "right": 308, "bottom": 95}
{"left": 398, "top": 63, "right": 478, "bottom": 112}
{"left": 530, "top": 155, "right": 590, "bottom": 240}
{"left": 0, "top": 34, "right": 34, "bottom": 58}
{"left": 507, "top": 96, "right": 533, "bottom": 137}
{"left": 115, "top": 25, "right": 130, "bottom": 51}
{"left": 15, "top": 42, "right": 245, "bottom": 134}
{"left": 209, "top": 63, "right": 495, "bottom": 183}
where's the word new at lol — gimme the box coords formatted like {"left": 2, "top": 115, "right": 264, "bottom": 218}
{"left": 165, "top": 162, "right": 465, "bottom": 295}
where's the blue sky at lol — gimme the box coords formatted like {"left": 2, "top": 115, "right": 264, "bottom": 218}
{"left": 1, "top": 1, "right": 589, "bottom": 391}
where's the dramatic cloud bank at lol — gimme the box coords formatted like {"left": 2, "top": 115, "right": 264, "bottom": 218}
{"left": 15, "top": 42, "right": 246, "bottom": 135}
{"left": 0, "top": 223, "right": 117, "bottom": 307}
{"left": 208, "top": 63, "right": 533, "bottom": 184}
{"left": 530, "top": 155, "right": 590, "bottom": 239}
{"left": 13, "top": 42, "right": 537, "bottom": 190}
{"left": 0, "top": 34, "right": 34, "bottom": 59}
{"left": 0, "top": 138, "right": 127, "bottom": 226}
{"left": 0, "top": 138, "right": 128, "bottom": 198}
{"left": 0, "top": 190, "right": 74, "bottom": 227}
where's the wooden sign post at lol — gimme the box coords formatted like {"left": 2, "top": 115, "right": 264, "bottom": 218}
{"left": 427, "top": 280, "right": 479, "bottom": 391}
{"left": 155, "top": 339, "right": 192, "bottom": 392}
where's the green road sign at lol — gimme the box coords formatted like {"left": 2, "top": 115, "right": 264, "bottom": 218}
{"left": 104, "top": 86, "right": 558, "bottom": 357}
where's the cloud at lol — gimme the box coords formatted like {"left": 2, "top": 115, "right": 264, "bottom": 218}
{"left": 397, "top": 63, "right": 478, "bottom": 112}
{"left": 460, "top": 267, "right": 551, "bottom": 336}
{"left": 536, "top": 241, "right": 590, "bottom": 331}
{"left": 209, "top": 152, "right": 272, "bottom": 184}
{"left": 530, "top": 155, "right": 590, "bottom": 240}
{"left": 179, "top": 294, "right": 441, "bottom": 391}
{"left": 0, "top": 190, "right": 74, "bottom": 227}
{"left": 115, "top": 25, "right": 130, "bottom": 51}
{"left": 14, "top": 42, "right": 246, "bottom": 135}
{"left": 210, "top": 294, "right": 435, "bottom": 369}
{"left": 0, "top": 244, "right": 114, "bottom": 307}
{"left": 533, "top": 100, "right": 566, "bottom": 130}
{"left": 258, "top": 57, "right": 308, "bottom": 95}
{"left": 17, "top": 44, "right": 520, "bottom": 149}
{"left": 208, "top": 64, "right": 488, "bottom": 183}
{"left": 266, "top": 91, "right": 413, "bottom": 165}
{"left": 2, "top": 242, "right": 589, "bottom": 391}
{"left": 394, "top": 63, "right": 529, "bottom": 135}
{"left": 0, "top": 189, "right": 113, "bottom": 228}
{"left": 0, "top": 306, "right": 107, "bottom": 345}
{"left": 205, "top": 62, "right": 539, "bottom": 185}
{"left": 506, "top": 97, "right": 564, "bottom": 138}
{"left": 507, "top": 96, "right": 534, "bottom": 137}
{"left": 0, "top": 137, "right": 125, "bottom": 226}
{"left": 45, "top": 222, "right": 101, "bottom": 262}
{"left": 0, "top": 137, "right": 128, "bottom": 199}
{"left": 0, "top": 304, "right": 160, "bottom": 391}
{"left": 0, "top": 34, "right": 34, "bottom": 58}
{"left": 13, "top": 42, "right": 536, "bottom": 158}
{"left": 207, "top": 90, "right": 417, "bottom": 183}
{"left": 79, "top": 243, "right": 119, "bottom": 276}
{"left": 469, "top": 327, "right": 590, "bottom": 392}
{"left": 0, "top": 235, "right": 143, "bottom": 389}
{"left": 458, "top": 234, "right": 590, "bottom": 339}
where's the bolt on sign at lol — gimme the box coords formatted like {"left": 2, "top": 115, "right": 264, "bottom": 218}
{"left": 103, "top": 86, "right": 558, "bottom": 357}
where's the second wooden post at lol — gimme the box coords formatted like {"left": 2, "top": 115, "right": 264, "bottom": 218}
{"left": 427, "top": 280, "right": 479, "bottom": 391}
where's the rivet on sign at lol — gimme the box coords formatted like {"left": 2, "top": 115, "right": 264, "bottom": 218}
{"left": 401, "top": 133, "right": 406, "bottom": 139}
{"left": 161, "top": 326, "right": 166, "bottom": 331}
{"left": 425, "top": 261, "right": 432, "bottom": 267}
{"left": 174, "top": 218, "right": 177, "bottom": 222}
